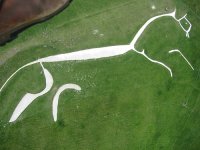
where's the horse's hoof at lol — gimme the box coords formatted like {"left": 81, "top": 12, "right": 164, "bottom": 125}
{"left": 0, "top": 0, "right": 72, "bottom": 45}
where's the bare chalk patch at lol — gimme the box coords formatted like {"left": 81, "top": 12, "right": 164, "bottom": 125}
{"left": 99, "top": 34, "right": 104, "bottom": 37}
{"left": 151, "top": 5, "right": 156, "bottom": 10}
{"left": 92, "top": 29, "right": 99, "bottom": 35}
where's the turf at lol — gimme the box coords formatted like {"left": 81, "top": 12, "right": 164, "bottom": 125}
{"left": 0, "top": 0, "right": 200, "bottom": 149}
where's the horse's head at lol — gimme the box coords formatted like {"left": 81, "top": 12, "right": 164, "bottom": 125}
{"left": 172, "top": 9, "right": 192, "bottom": 38}
{"left": 130, "top": 9, "right": 194, "bottom": 77}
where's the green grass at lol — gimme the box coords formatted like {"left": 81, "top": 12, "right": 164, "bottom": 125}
{"left": 0, "top": 0, "right": 200, "bottom": 149}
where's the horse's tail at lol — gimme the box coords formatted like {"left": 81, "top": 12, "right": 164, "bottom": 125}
{"left": 0, "top": 60, "right": 39, "bottom": 93}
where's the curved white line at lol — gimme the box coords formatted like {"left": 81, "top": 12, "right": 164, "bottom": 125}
{"left": 9, "top": 63, "right": 53, "bottom": 122}
{"left": 169, "top": 49, "right": 194, "bottom": 70}
{"left": 130, "top": 10, "right": 176, "bottom": 48}
{"left": 0, "top": 60, "right": 39, "bottom": 93}
{"left": 52, "top": 84, "right": 81, "bottom": 122}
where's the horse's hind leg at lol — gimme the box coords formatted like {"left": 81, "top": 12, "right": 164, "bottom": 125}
{"left": 52, "top": 84, "right": 81, "bottom": 122}
{"left": 9, "top": 62, "right": 54, "bottom": 122}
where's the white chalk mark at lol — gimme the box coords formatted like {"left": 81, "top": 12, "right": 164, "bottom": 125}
{"left": 9, "top": 63, "right": 53, "bottom": 122}
{"left": 135, "top": 50, "right": 173, "bottom": 77}
{"left": 100, "top": 33, "right": 104, "bottom": 37}
{"left": 52, "top": 84, "right": 81, "bottom": 122}
{"left": 169, "top": 49, "right": 194, "bottom": 70}
{"left": 93, "top": 29, "right": 99, "bottom": 35}
{"left": 175, "top": 14, "right": 192, "bottom": 38}
{"left": 151, "top": 5, "right": 156, "bottom": 10}
{"left": 39, "top": 45, "right": 131, "bottom": 62}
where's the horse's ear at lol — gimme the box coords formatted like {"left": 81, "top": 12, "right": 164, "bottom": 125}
{"left": 174, "top": 8, "right": 177, "bottom": 13}
{"left": 172, "top": 8, "right": 176, "bottom": 17}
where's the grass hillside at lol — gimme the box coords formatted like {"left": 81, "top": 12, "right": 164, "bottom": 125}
{"left": 0, "top": 0, "right": 200, "bottom": 149}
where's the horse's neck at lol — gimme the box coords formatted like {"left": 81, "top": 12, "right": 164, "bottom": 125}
{"left": 130, "top": 12, "right": 175, "bottom": 48}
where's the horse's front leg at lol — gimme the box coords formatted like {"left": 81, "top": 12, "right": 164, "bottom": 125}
{"left": 9, "top": 62, "right": 54, "bottom": 122}
{"left": 133, "top": 49, "right": 173, "bottom": 77}
{"left": 168, "top": 49, "right": 194, "bottom": 70}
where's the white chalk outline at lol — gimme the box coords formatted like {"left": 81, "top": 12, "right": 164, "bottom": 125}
{"left": 136, "top": 50, "right": 173, "bottom": 77}
{"left": 169, "top": 49, "right": 194, "bottom": 70}
{"left": 0, "top": 10, "right": 194, "bottom": 122}
{"left": 52, "top": 84, "right": 81, "bottom": 122}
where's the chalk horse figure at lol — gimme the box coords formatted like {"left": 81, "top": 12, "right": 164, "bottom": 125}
{"left": 0, "top": 9, "right": 194, "bottom": 122}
